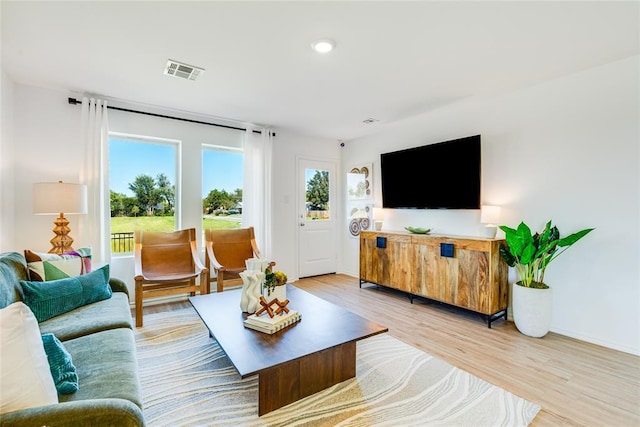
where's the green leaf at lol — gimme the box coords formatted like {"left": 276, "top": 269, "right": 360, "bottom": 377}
{"left": 557, "top": 228, "right": 594, "bottom": 247}
{"left": 503, "top": 228, "right": 525, "bottom": 257}
{"left": 499, "top": 244, "right": 516, "bottom": 267}
{"left": 499, "top": 225, "right": 516, "bottom": 234}
{"left": 516, "top": 222, "right": 533, "bottom": 244}
{"left": 520, "top": 243, "right": 537, "bottom": 264}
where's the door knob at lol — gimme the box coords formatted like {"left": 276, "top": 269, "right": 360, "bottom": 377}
{"left": 300, "top": 223, "right": 305, "bottom": 226}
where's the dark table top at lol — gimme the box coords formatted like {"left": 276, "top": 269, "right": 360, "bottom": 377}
{"left": 189, "top": 285, "right": 388, "bottom": 377}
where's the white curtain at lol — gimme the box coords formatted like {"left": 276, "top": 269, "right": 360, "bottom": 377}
{"left": 242, "top": 128, "right": 273, "bottom": 259}
{"left": 79, "top": 97, "right": 110, "bottom": 266}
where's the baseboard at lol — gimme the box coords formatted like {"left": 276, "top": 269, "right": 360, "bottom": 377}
{"left": 550, "top": 326, "right": 639, "bottom": 356}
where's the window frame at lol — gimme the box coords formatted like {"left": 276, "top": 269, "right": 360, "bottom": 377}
{"left": 108, "top": 131, "right": 182, "bottom": 256}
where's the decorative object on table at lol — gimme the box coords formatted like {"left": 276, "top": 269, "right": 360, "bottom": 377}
{"left": 263, "top": 269, "right": 287, "bottom": 300}
{"left": 499, "top": 220, "right": 594, "bottom": 338}
{"left": 372, "top": 207, "right": 384, "bottom": 230}
{"left": 404, "top": 226, "right": 431, "bottom": 234}
{"left": 245, "top": 257, "right": 270, "bottom": 273}
{"left": 480, "top": 205, "right": 501, "bottom": 238}
{"left": 239, "top": 270, "right": 265, "bottom": 314}
{"left": 243, "top": 309, "right": 301, "bottom": 334}
{"left": 32, "top": 181, "right": 88, "bottom": 254}
{"left": 255, "top": 295, "right": 290, "bottom": 318}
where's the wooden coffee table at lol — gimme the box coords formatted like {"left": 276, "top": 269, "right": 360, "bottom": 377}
{"left": 189, "top": 285, "right": 387, "bottom": 415}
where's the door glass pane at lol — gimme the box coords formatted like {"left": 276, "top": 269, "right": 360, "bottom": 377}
{"left": 109, "top": 137, "right": 177, "bottom": 255}
{"left": 305, "top": 168, "right": 330, "bottom": 221}
{"left": 202, "top": 148, "right": 243, "bottom": 231}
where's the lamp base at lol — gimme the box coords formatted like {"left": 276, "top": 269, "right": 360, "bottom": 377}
{"left": 481, "top": 225, "right": 497, "bottom": 239}
{"left": 49, "top": 214, "right": 75, "bottom": 254}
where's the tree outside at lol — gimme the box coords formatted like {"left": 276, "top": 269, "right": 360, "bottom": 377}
{"left": 203, "top": 188, "right": 242, "bottom": 214}
{"left": 306, "top": 170, "right": 329, "bottom": 219}
{"left": 110, "top": 174, "right": 243, "bottom": 253}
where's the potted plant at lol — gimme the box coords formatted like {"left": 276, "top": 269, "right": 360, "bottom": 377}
{"left": 499, "top": 221, "right": 594, "bottom": 337}
{"left": 263, "top": 269, "right": 288, "bottom": 301}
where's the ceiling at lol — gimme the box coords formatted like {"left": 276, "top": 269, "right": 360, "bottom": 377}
{"left": 2, "top": 1, "right": 638, "bottom": 141}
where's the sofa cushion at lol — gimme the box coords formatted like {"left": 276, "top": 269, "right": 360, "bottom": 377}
{"left": 20, "top": 265, "right": 112, "bottom": 322}
{"left": 59, "top": 328, "right": 143, "bottom": 410}
{"left": 39, "top": 292, "right": 133, "bottom": 341}
{"left": 0, "top": 302, "right": 58, "bottom": 414}
{"left": 25, "top": 248, "right": 92, "bottom": 282}
{"left": 0, "top": 252, "right": 29, "bottom": 309}
{"left": 42, "top": 333, "right": 79, "bottom": 394}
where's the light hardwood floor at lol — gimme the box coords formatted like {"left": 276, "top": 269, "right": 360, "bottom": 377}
{"left": 144, "top": 274, "right": 640, "bottom": 426}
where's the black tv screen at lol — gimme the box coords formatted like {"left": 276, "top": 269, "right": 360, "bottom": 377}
{"left": 381, "top": 135, "right": 481, "bottom": 209}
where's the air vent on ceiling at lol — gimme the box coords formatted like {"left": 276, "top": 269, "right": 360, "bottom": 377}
{"left": 164, "top": 59, "right": 205, "bottom": 81}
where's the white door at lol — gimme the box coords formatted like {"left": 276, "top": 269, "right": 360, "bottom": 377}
{"left": 298, "top": 158, "right": 337, "bottom": 278}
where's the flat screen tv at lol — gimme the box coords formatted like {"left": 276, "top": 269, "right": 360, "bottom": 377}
{"left": 381, "top": 135, "right": 481, "bottom": 209}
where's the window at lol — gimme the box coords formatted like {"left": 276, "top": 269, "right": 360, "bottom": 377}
{"left": 202, "top": 146, "right": 243, "bottom": 231}
{"left": 305, "top": 168, "right": 330, "bottom": 221}
{"left": 109, "top": 135, "right": 178, "bottom": 254}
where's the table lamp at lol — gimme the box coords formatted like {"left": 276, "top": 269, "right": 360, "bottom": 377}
{"left": 480, "top": 205, "right": 501, "bottom": 238}
{"left": 372, "top": 207, "right": 384, "bottom": 231}
{"left": 33, "top": 181, "right": 87, "bottom": 254}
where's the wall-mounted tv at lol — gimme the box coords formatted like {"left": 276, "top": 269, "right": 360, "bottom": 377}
{"left": 381, "top": 135, "right": 481, "bottom": 209}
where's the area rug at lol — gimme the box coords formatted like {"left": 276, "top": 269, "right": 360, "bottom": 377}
{"left": 135, "top": 308, "right": 540, "bottom": 426}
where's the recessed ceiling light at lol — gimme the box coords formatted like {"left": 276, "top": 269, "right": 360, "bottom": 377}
{"left": 311, "top": 39, "right": 336, "bottom": 53}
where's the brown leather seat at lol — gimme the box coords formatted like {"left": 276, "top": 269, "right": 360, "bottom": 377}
{"left": 205, "top": 226, "right": 273, "bottom": 292}
{"left": 134, "top": 228, "right": 209, "bottom": 327}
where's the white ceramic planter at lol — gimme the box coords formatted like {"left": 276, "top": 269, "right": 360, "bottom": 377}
{"left": 512, "top": 283, "right": 553, "bottom": 338}
{"left": 263, "top": 284, "right": 286, "bottom": 302}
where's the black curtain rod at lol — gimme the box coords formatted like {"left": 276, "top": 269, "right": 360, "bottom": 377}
{"left": 67, "top": 97, "right": 270, "bottom": 135}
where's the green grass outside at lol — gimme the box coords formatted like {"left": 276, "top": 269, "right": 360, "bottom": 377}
{"left": 110, "top": 216, "right": 241, "bottom": 253}
{"left": 110, "top": 216, "right": 242, "bottom": 233}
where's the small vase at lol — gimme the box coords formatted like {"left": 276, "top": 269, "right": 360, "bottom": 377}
{"left": 239, "top": 271, "right": 265, "bottom": 313}
{"left": 245, "top": 258, "right": 269, "bottom": 273}
{"left": 263, "top": 284, "right": 286, "bottom": 302}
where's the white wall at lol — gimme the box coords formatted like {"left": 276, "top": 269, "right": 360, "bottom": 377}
{"left": 340, "top": 56, "right": 640, "bottom": 355}
{"left": 4, "top": 83, "right": 339, "bottom": 298}
{"left": 11, "top": 84, "right": 84, "bottom": 252}
{"left": 271, "top": 129, "right": 340, "bottom": 282}
{"left": 0, "top": 71, "right": 16, "bottom": 252}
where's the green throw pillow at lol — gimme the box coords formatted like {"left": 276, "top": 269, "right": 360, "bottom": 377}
{"left": 41, "top": 334, "right": 78, "bottom": 394}
{"left": 24, "top": 248, "right": 92, "bottom": 282}
{"left": 20, "top": 265, "right": 112, "bottom": 322}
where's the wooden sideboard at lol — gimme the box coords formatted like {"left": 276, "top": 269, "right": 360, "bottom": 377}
{"left": 359, "top": 231, "right": 509, "bottom": 327}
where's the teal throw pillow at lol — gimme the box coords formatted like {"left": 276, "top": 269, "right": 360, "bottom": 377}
{"left": 41, "top": 333, "right": 78, "bottom": 394}
{"left": 20, "top": 265, "right": 112, "bottom": 322}
{"left": 77, "top": 264, "right": 112, "bottom": 304}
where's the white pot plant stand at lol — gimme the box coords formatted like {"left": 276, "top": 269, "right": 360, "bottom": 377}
{"left": 499, "top": 221, "right": 594, "bottom": 338}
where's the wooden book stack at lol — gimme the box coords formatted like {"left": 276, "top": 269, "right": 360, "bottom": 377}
{"left": 243, "top": 310, "right": 301, "bottom": 334}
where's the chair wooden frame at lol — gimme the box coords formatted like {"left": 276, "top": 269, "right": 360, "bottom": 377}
{"left": 134, "top": 228, "right": 209, "bottom": 327}
{"left": 205, "top": 227, "right": 273, "bottom": 293}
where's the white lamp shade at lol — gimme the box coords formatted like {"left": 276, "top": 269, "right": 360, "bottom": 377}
{"left": 372, "top": 207, "right": 384, "bottom": 221}
{"left": 480, "top": 205, "right": 501, "bottom": 225}
{"left": 33, "top": 182, "right": 87, "bottom": 215}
